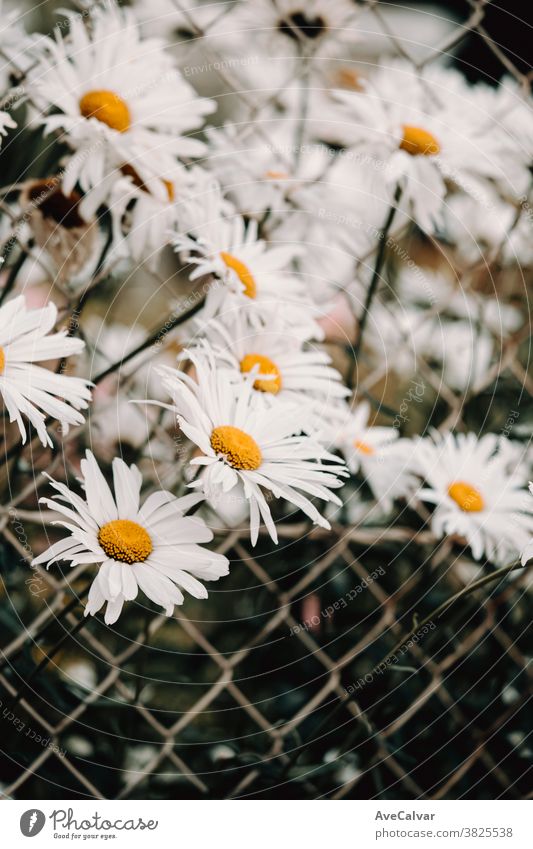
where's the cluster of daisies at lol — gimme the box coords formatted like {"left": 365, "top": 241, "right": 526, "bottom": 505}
{"left": 0, "top": 2, "right": 530, "bottom": 625}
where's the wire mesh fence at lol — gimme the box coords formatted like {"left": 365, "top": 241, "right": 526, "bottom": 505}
{"left": 0, "top": 0, "right": 531, "bottom": 800}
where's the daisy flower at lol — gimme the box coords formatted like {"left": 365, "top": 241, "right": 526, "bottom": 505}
{"left": 33, "top": 451, "right": 229, "bottom": 624}
{"left": 416, "top": 432, "right": 533, "bottom": 565}
{"left": 83, "top": 162, "right": 187, "bottom": 270}
{"left": 156, "top": 352, "right": 348, "bottom": 545}
{"left": 0, "top": 0, "right": 36, "bottom": 84}
{"left": 333, "top": 400, "right": 417, "bottom": 510}
{"left": 0, "top": 295, "right": 91, "bottom": 446}
{"left": 225, "top": 0, "right": 360, "bottom": 54}
{"left": 195, "top": 311, "right": 350, "bottom": 418}
{"left": 26, "top": 5, "right": 215, "bottom": 194}
{"left": 327, "top": 61, "right": 531, "bottom": 232}
{"left": 395, "top": 266, "right": 522, "bottom": 336}
{"left": 173, "top": 185, "right": 321, "bottom": 339}
{"left": 443, "top": 188, "right": 533, "bottom": 268}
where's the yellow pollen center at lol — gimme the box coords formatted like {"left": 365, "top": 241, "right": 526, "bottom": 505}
{"left": 354, "top": 439, "right": 374, "bottom": 456}
{"left": 210, "top": 425, "right": 262, "bottom": 470}
{"left": 448, "top": 481, "right": 484, "bottom": 513}
{"left": 400, "top": 125, "right": 441, "bottom": 157}
{"left": 98, "top": 519, "right": 152, "bottom": 564}
{"left": 265, "top": 170, "right": 290, "bottom": 180}
{"left": 240, "top": 353, "right": 282, "bottom": 394}
{"left": 220, "top": 251, "right": 257, "bottom": 299}
{"left": 79, "top": 89, "right": 131, "bottom": 133}
{"left": 335, "top": 68, "right": 364, "bottom": 91}
{"left": 0, "top": 346, "right": 5, "bottom": 375}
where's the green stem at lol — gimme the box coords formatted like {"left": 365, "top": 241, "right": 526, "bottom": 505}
{"left": 350, "top": 183, "right": 403, "bottom": 383}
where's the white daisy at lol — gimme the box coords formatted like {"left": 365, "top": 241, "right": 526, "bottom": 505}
{"left": 26, "top": 5, "right": 215, "bottom": 194}
{"left": 193, "top": 311, "right": 349, "bottom": 419}
{"left": 443, "top": 188, "right": 533, "bottom": 268}
{"left": 33, "top": 451, "right": 229, "bottom": 625}
{"left": 155, "top": 352, "right": 348, "bottom": 545}
{"left": 416, "top": 432, "right": 533, "bottom": 565}
{"left": 0, "top": 0, "right": 35, "bottom": 85}
{"left": 395, "top": 266, "right": 523, "bottom": 336}
{"left": 83, "top": 163, "right": 187, "bottom": 270}
{"left": 520, "top": 484, "right": 533, "bottom": 566}
{"left": 205, "top": 127, "right": 389, "bottom": 304}
{"left": 0, "top": 295, "right": 91, "bottom": 446}
{"left": 326, "top": 60, "right": 532, "bottom": 232}
{"left": 173, "top": 184, "right": 321, "bottom": 339}
{"left": 438, "top": 321, "right": 494, "bottom": 393}
{"left": 333, "top": 400, "right": 417, "bottom": 509}
{"left": 225, "top": 0, "right": 360, "bottom": 54}
{"left": 363, "top": 298, "right": 437, "bottom": 378}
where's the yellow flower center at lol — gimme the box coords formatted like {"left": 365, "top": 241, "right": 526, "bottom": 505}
{"left": 400, "top": 125, "right": 440, "bottom": 157}
{"left": 335, "top": 68, "right": 364, "bottom": 91}
{"left": 79, "top": 89, "right": 131, "bottom": 133}
{"left": 220, "top": 251, "right": 257, "bottom": 299}
{"left": 98, "top": 519, "right": 152, "bottom": 564}
{"left": 447, "top": 481, "right": 485, "bottom": 513}
{"left": 210, "top": 425, "right": 262, "bottom": 470}
{"left": 354, "top": 439, "right": 374, "bottom": 456}
{"left": 240, "top": 353, "right": 282, "bottom": 394}
{"left": 0, "top": 346, "right": 5, "bottom": 375}
{"left": 265, "top": 170, "right": 290, "bottom": 180}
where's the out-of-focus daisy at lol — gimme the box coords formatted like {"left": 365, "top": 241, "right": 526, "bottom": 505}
{"left": 443, "top": 189, "right": 533, "bottom": 268}
{"left": 520, "top": 484, "right": 533, "bottom": 566}
{"left": 0, "top": 295, "right": 91, "bottom": 446}
{"left": 205, "top": 127, "right": 388, "bottom": 304}
{"left": 0, "top": 0, "right": 35, "bottom": 85}
{"left": 363, "top": 299, "right": 437, "bottom": 378}
{"left": 33, "top": 451, "right": 229, "bottom": 624}
{"left": 155, "top": 352, "right": 348, "bottom": 544}
{"left": 395, "top": 265, "right": 523, "bottom": 336}
{"left": 83, "top": 163, "right": 187, "bottom": 270}
{"left": 204, "top": 122, "right": 327, "bottom": 220}
{"left": 195, "top": 312, "right": 349, "bottom": 418}
{"left": 26, "top": 5, "right": 215, "bottom": 194}
{"left": 438, "top": 321, "right": 494, "bottom": 393}
{"left": 416, "top": 432, "right": 533, "bottom": 564}
{"left": 226, "top": 0, "right": 360, "bottom": 54}
{"left": 332, "top": 400, "right": 417, "bottom": 509}
{"left": 364, "top": 296, "right": 499, "bottom": 392}
{"left": 326, "top": 61, "right": 531, "bottom": 232}
{"left": 173, "top": 186, "right": 321, "bottom": 339}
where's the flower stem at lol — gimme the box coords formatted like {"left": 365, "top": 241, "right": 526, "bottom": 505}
{"left": 350, "top": 183, "right": 403, "bottom": 383}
